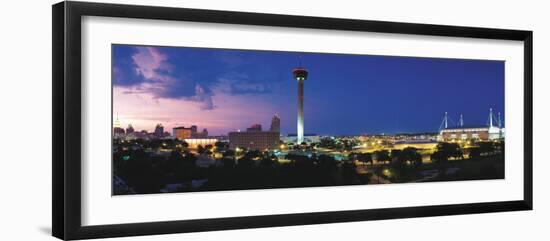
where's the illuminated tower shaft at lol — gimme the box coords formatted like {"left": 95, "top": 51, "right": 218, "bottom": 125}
{"left": 297, "top": 79, "right": 304, "bottom": 143}
{"left": 293, "top": 68, "right": 308, "bottom": 144}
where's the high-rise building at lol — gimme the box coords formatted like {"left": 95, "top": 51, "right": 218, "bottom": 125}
{"left": 113, "top": 115, "right": 125, "bottom": 136}
{"left": 126, "top": 124, "right": 134, "bottom": 134}
{"left": 154, "top": 123, "right": 164, "bottom": 137}
{"left": 113, "top": 128, "right": 125, "bottom": 135}
{"left": 293, "top": 67, "right": 308, "bottom": 144}
{"left": 270, "top": 115, "right": 280, "bottom": 132}
{"left": 229, "top": 131, "right": 279, "bottom": 151}
{"left": 229, "top": 116, "right": 280, "bottom": 150}
{"left": 247, "top": 124, "right": 262, "bottom": 132}
{"left": 173, "top": 126, "right": 193, "bottom": 140}
{"left": 174, "top": 125, "right": 209, "bottom": 139}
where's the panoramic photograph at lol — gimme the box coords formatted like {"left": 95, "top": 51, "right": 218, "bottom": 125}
{"left": 111, "top": 44, "right": 505, "bottom": 195}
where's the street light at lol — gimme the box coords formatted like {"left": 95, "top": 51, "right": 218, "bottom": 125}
{"left": 383, "top": 169, "right": 391, "bottom": 177}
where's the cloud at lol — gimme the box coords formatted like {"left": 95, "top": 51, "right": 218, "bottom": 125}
{"left": 232, "top": 81, "right": 271, "bottom": 94}
{"left": 113, "top": 85, "right": 278, "bottom": 135}
{"left": 132, "top": 47, "right": 170, "bottom": 80}
{"left": 112, "top": 47, "right": 147, "bottom": 86}
{"left": 113, "top": 46, "right": 217, "bottom": 110}
{"left": 215, "top": 72, "right": 274, "bottom": 95}
{"left": 113, "top": 45, "right": 288, "bottom": 112}
{"left": 190, "top": 84, "right": 216, "bottom": 110}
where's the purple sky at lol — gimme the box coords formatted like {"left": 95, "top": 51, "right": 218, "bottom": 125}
{"left": 112, "top": 45, "right": 504, "bottom": 136}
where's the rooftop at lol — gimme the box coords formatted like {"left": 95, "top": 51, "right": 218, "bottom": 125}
{"left": 442, "top": 124, "right": 490, "bottom": 130}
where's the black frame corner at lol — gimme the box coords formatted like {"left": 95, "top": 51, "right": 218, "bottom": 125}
{"left": 52, "top": 1, "right": 533, "bottom": 240}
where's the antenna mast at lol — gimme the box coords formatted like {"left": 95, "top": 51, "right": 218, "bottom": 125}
{"left": 489, "top": 108, "right": 493, "bottom": 127}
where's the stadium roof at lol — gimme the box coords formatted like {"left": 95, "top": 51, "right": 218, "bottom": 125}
{"left": 443, "top": 125, "right": 489, "bottom": 130}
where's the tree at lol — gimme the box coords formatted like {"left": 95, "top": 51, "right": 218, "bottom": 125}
{"left": 197, "top": 145, "right": 206, "bottom": 154}
{"left": 309, "top": 143, "right": 317, "bottom": 149}
{"left": 390, "top": 149, "right": 403, "bottom": 164}
{"left": 469, "top": 147, "right": 481, "bottom": 160}
{"left": 215, "top": 141, "right": 227, "bottom": 151}
{"left": 431, "top": 142, "right": 463, "bottom": 163}
{"left": 341, "top": 161, "right": 358, "bottom": 183}
{"left": 221, "top": 157, "right": 236, "bottom": 169}
{"left": 319, "top": 138, "right": 336, "bottom": 149}
{"left": 223, "top": 149, "right": 235, "bottom": 157}
{"left": 359, "top": 153, "right": 373, "bottom": 165}
{"left": 317, "top": 154, "right": 337, "bottom": 169}
{"left": 243, "top": 150, "right": 262, "bottom": 160}
{"left": 478, "top": 141, "right": 496, "bottom": 156}
{"left": 181, "top": 141, "right": 189, "bottom": 149}
{"left": 259, "top": 157, "right": 276, "bottom": 168}
{"left": 348, "top": 152, "right": 358, "bottom": 161}
{"left": 430, "top": 151, "right": 448, "bottom": 164}
{"left": 237, "top": 156, "right": 256, "bottom": 169}
{"left": 402, "top": 147, "right": 422, "bottom": 166}
{"left": 391, "top": 147, "right": 422, "bottom": 167}
{"left": 374, "top": 150, "right": 390, "bottom": 164}
{"left": 342, "top": 140, "right": 354, "bottom": 151}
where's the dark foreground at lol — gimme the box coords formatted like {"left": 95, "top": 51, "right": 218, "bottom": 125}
{"left": 113, "top": 140, "right": 504, "bottom": 195}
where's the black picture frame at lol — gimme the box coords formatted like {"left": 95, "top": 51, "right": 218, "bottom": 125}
{"left": 52, "top": 1, "right": 533, "bottom": 240}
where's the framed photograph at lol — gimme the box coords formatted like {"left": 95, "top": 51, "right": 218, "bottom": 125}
{"left": 52, "top": 1, "right": 533, "bottom": 240}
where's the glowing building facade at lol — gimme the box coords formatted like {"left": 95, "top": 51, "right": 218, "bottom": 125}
{"left": 228, "top": 115, "right": 281, "bottom": 150}
{"left": 173, "top": 126, "right": 193, "bottom": 140}
{"left": 438, "top": 108, "right": 505, "bottom": 141}
{"left": 184, "top": 138, "right": 218, "bottom": 149}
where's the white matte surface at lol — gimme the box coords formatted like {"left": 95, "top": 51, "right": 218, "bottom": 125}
{"left": 81, "top": 15, "right": 524, "bottom": 226}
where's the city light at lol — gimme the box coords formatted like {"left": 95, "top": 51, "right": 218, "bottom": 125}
{"left": 111, "top": 45, "right": 506, "bottom": 195}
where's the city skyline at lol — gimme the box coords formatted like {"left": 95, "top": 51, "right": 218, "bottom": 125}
{"left": 113, "top": 45, "right": 505, "bottom": 136}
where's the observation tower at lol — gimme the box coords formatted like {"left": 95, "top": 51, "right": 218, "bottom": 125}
{"left": 293, "top": 67, "right": 308, "bottom": 144}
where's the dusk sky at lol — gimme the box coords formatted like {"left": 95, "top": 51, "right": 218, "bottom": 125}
{"left": 112, "top": 44, "right": 504, "bottom": 136}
